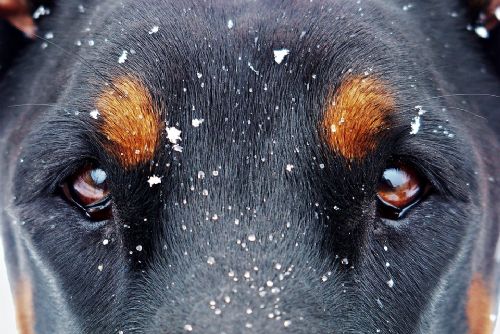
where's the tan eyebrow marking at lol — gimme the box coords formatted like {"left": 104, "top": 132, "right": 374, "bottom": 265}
{"left": 0, "top": 0, "right": 36, "bottom": 38}
{"left": 321, "top": 76, "right": 395, "bottom": 160}
{"left": 467, "top": 273, "right": 493, "bottom": 334}
{"left": 96, "top": 76, "right": 161, "bottom": 168}
{"left": 15, "top": 277, "right": 34, "bottom": 334}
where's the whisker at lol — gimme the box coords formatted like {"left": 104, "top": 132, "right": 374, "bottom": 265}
{"left": 8, "top": 103, "right": 59, "bottom": 108}
{"left": 404, "top": 93, "right": 500, "bottom": 107}
{"left": 398, "top": 93, "right": 498, "bottom": 120}
{"left": 441, "top": 106, "right": 486, "bottom": 120}
{"left": 399, "top": 104, "right": 487, "bottom": 120}
{"left": 34, "top": 34, "right": 108, "bottom": 83}
{"left": 33, "top": 34, "right": 125, "bottom": 98}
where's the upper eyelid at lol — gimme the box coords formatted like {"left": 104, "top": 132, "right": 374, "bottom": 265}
{"left": 387, "top": 122, "right": 471, "bottom": 200}
{"left": 390, "top": 154, "right": 468, "bottom": 201}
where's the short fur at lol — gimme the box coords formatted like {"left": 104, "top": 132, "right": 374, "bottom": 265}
{"left": 322, "top": 76, "right": 395, "bottom": 160}
{"left": 97, "top": 76, "right": 162, "bottom": 168}
{"left": 0, "top": 1, "right": 499, "bottom": 333}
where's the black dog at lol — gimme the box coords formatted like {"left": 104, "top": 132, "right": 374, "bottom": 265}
{"left": 0, "top": 1, "right": 499, "bottom": 333}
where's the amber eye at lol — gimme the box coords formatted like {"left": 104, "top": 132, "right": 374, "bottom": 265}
{"left": 376, "top": 162, "right": 429, "bottom": 219}
{"left": 61, "top": 164, "right": 112, "bottom": 221}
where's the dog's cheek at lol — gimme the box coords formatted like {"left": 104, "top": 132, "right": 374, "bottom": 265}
{"left": 466, "top": 273, "right": 494, "bottom": 334}
{"left": 14, "top": 277, "right": 34, "bottom": 334}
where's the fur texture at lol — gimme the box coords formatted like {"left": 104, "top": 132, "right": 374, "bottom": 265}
{"left": 0, "top": 1, "right": 499, "bottom": 333}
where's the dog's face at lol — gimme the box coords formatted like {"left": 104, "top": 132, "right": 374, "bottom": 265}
{"left": 0, "top": 1, "right": 499, "bottom": 333}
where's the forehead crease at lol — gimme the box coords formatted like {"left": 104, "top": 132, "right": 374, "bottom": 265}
{"left": 321, "top": 75, "right": 395, "bottom": 160}
{"left": 96, "top": 76, "right": 162, "bottom": 168}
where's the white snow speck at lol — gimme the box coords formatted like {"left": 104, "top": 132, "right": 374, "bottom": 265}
{"left": 284, "top": 320, "right": 292, "bottom": 328}
{"left": 166, "top": 126, "right": 182, "bottom": 144}
{"left": 118, "top": 50, "right": 128, "bottom": 64}
{"left": 147, "top": 175, "right": 162, "bottom": 187}
{"left": 172, "top": 144, "right": 183, "bottom": 152}
{"left": 248, "top": 62, "right": 259, "bottom": 75}
{"left": 387, "top": 279, "right": 395, "bottom": 288}
{"left": 248, "top": 234, "right": 256, "bottom": 242}
{"left": 415, "top": 105, "right": 427, "bottom": 115}
{"left": 410, "top": 105, "right": 425, "bottom": 134}
{"left": 273, "top": 49, "right": 290, "bottom": 64}
{"left": 286, "top": 164, "right": 294, "bottom": 172}
{"left": 227, "top": 19, "right": 234, "bottom": 29}
{"left": 90, "top": 109, "right": 100, "bottom": 119}
{"left": 44, "top": 32, "right": 54, "bottom": 39}
{"left": 475, "top": 26, "right": 489, "bottom": 39}
{"left": 97, "top": 264, "right": 103, "bottom": 271}
{"left": 33, "top": 6, "right": 50, "bottom": 19}
{"left": 136, "top": 245, "right": 143, "bottom": 252}
{"left": 341, "top": 258, "right": 349, "bottom": 265}
{"left": 207, "top": 256, "right": 215, "bottom": 265}
{"left": 410, "top": 116, "right": 421, "bottom": 134}
{"left": 402, "top": 4, "right": 414, "bottom": 11}
{"left": 495, "top": 7, "right": 500, "bottom": 20}
{"left": 192, "top": 118, "right": 204, "bottom": 127}
{"left": 184, "top": 324, "right": 193, "bottom": 332}
{"left": 148, "top": 25, "right": 159, "bottom": 34}
{"left": 102, "top": 239, "right": 109, "bottom": 245}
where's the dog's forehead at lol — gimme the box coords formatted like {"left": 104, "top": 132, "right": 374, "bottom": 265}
{"left": 84, "top": 0, "right": 402, "bottom": 86}
{"left": 81, "top": 0, "right": 406, "bottom": 171}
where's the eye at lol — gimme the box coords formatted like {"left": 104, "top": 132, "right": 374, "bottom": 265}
{"left": 60, "top": 164, "right": 112, "bottom": 221}
{"left": 376, "top": 162, "right": 430, "bottom": 219}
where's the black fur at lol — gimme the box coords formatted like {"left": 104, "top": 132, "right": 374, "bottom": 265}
{"left": 0, "top": 1, "right": 499, "bottom": 333}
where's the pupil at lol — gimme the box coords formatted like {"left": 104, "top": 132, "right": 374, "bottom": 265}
{"left": 90, "top": 168, "right": 107, "bottom": 185}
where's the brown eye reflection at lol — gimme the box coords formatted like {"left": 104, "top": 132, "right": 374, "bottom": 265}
{"left": 377, "top": 162, "right": 430, "bottom": 219}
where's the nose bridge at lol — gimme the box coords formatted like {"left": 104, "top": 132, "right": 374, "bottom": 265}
{"left": 150, "top": 251, "right": 337, "bottom": 334}
{"left": 143, "top": 218, "right": 340, "bottom": 333}
{"left": 145, "top": 151, "right": 333, "bottom": 332}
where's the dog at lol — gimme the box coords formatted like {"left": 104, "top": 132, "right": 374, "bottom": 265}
{"left": 0, "top": 0, "right": 499, "bottom": 333}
